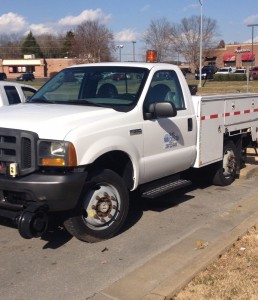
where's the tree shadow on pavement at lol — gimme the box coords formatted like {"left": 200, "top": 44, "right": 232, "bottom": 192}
{"left": 121, "top": 185, "right": 195, "bottom": 234}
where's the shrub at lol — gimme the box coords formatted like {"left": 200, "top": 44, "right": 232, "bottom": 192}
{"left": 213, "top": 74, "right": 247, "bottom": 81}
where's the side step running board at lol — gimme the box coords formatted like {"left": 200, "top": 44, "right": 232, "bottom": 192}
{"left": 141, "top": 179, "right": 192, "bottom": 199}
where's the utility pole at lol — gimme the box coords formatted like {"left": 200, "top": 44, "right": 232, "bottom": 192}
{"left": 247, "top": 24, "right": 258, "bottom": 92}
{"left": 132, "top": 41, "right": 136, "bottom": 62}
{"left": 198, "top": 0, "right": 203, "bottom": 88}
{"left": 247, "top": 24, "right": 258, "bottom": 68}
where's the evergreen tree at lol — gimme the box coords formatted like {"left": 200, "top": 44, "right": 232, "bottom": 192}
{"left": 21, "top": 31, "right": 43, "bottom": 58}
{"left": 217, "top": 40, "right": 225, "bottom": 48}
{"left": 61, "top": 30, "right": 75, "bottom": 58}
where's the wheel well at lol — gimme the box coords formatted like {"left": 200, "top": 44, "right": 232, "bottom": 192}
{"left": 224, "top": 133, "right": 250, "bottom": 175}
{"left": 224, "top": 135, "right": 240, "bottom": 149}
{"left": 89, "top": 151, "right": 134, "bottom": 190}
{"left": 224, "top": 132, "right": 252, "bottom": 152}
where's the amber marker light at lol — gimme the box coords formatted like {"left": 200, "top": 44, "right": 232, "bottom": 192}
{"left": 41, "top": 158, "right": 65, "bottom": 166}
{"left": 68, "top": 142, "right": 77, "bottom": 166}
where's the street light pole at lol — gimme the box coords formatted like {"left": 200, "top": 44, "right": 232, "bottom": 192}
{"left": 247, "top": 24, "right": 258, "bottom": 68}
{"left": 198, "top": 0, "right": 203, "bottom": 88}
{"left": 247, "top": 24, "right": 258, "bottom": 92}
{"left": 116, "top": 45, "right": 124, "bottom": 61}
{"left": 132, "top": 41, "right": 136, "bottom": 62}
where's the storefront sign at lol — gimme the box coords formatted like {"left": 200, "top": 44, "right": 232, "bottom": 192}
{"left": 235, "top": 46, "right": 250, "bottom": 54}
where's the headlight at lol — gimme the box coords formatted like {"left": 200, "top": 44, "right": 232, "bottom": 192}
{"left": 38, "top": 140, "right": 77, "bottom": 167}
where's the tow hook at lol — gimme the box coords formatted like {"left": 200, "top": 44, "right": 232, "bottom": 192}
{"left": 17, "top": 204, "right": 49, "bottom": 239}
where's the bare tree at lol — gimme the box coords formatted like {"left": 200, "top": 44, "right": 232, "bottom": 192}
{"left": 143, "top": 18, "right": 174, "bottom": 62}
{"left": 36, "top": 34, "right": 64, "bottom": 58}
{"left": 72, "top": 20, "right": 115, "bottom": 63}
{"left": 0, "top": 33, "right": 22, "bottom": 58}
{"left": 171, "top": 15, "right": 218, "bottom": 69}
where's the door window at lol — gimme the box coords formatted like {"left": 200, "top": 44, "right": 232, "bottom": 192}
{"left": 4, "top": 86, "right": 20, "bottom": 105}
{"left": 21, "top": 86, "right": 37, "bottom": 101}
{"left": 144, "top": 70, "right": 185, "bottom": 112}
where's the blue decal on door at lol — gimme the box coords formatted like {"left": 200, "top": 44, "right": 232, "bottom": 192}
{"left": 164, "top": 132, "right": 179, "bottom": 149}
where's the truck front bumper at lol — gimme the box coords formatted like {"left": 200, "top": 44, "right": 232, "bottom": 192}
{"left": 0, "top": 171, "right": 88, "bottom": 216}
{"left": 0, "top": 171, "right": 88, "bottom": 239}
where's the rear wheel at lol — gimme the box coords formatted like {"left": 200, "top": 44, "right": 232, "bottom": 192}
{"left": 64, "top": 169, "right": 129, "bottom": 243}
{"left": 212, "top": 140, "right": 238, "bottom": 186}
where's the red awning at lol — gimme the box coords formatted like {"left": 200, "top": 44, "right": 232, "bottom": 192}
{"left": 223, "top": 54, "right": 236, "bottom": 62}
{"left": 241, "top": 53, "right": 255, "bottom": 61}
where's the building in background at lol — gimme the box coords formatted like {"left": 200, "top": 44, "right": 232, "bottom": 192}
{"left": 0, "top": 57, "right": 74, "bottom": 79}
{"left": 204, "top": 43, "right": 258, "bottom": 69}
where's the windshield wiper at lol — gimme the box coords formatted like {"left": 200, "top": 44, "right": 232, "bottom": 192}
{"left": 29, "top": 98, "right": 110, "bottom": 108}
{"left": 29, "top": 98, "right": 55, "bottom": 104}
{"left": 66, "top": 100, "right": 107, "bottom": 108}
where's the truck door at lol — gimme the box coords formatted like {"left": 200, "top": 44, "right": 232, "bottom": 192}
{"left": 142, "top": 70, "right": 196, "bottom": 183}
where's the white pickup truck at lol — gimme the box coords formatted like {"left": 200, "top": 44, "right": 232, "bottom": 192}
{"left": 0, "top": 82, "right": 37, "bottom": 107}
{"left": 0, "top": 62, "right": 258, "bottom": 242}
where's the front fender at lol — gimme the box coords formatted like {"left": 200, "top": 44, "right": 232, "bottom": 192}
{"left": 75, "top": 135, "right": 144, "bottom": 190}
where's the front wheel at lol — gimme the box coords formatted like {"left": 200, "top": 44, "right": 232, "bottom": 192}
{"left": 64, "top": 169, "right": 129, "bottom": 243}
{"left": 212, "top": 140, "right": 238, "bottom": 186}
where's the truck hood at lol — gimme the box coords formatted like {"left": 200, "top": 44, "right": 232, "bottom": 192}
{"left": 0, "top": 103, "right": 121, "bottom": 140}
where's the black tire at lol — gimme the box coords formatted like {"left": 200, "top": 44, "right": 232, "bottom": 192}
{"left": 212, "top": 140, "right": 238, "bottom": 186}
{"left": 63, "top": 169, "right": 129, "bottom": 243}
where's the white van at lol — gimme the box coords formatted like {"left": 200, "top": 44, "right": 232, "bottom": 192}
{"left": 216, "top": 67, "right": 236, "bottom": 74}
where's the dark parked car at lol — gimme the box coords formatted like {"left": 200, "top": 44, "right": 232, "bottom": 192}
{"left": 195, "top": 65, "right": 217, "bottom": 80}
{"left": 250, "top": 67, "right": 258, "bottom": 80}
{"left": 0, "top": 72, "right": 7, "bottom": 81}
{"left": 112, "top": 73, "right": 131, "bottom": 81}
{"left": 16, "top": 73, "right": 35, "bottom": 81}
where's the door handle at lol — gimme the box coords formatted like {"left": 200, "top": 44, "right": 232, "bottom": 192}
{"left": 188, "top": 118, "right": 193, "bottom": 131}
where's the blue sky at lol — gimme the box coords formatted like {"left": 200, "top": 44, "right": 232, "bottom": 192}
{"left": 1, "top": 0, "right": 258, "bottom": 61}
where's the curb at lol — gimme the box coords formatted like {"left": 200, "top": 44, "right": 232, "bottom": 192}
{"left": 152, "top": 156, "right": 258, "bottom": 299}
{"left": 149, "top": 208, "right": 258, "bottom": 300}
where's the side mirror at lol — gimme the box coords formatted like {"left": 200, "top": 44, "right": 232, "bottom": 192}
{"left": 145, "top": 102, "right": 177, "bottom": 119}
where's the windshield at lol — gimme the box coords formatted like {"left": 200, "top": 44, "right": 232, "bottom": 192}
{"left": 30, "top": 66, "right": 149, "bottom": 112}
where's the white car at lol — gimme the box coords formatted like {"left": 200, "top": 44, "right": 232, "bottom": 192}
{"left": 216, "top": 67, "right": 236, "bottom": 74}
{"left": 0, "top": 82, "right": 37, "bottom": 107}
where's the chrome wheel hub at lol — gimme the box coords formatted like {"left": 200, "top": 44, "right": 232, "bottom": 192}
{"left": 83, "top": 185, "right": 120, "bottom": 229}
{"left": 223, "top": 149, "right": 236, "bottom": 177}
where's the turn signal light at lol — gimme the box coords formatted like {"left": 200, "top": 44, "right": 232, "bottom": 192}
{"left": 41, "top": 158, "right": 65, "bottom": 166}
